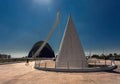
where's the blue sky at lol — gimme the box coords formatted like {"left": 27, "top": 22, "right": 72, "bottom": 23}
{"left": 0, "top": 0, "right": 120, "bottom": 57}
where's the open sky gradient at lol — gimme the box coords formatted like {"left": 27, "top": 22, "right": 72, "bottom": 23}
{"left": 0, "top": 0, "right": 120, "bottom": 57}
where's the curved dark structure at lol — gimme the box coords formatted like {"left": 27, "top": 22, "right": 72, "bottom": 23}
{"left": 28, "top": 41, "right": 55, "bottom": 58}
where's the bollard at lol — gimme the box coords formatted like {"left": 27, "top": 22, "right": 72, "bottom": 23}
{"left": 45, "top": 62, "right": 47, "bottom": 69}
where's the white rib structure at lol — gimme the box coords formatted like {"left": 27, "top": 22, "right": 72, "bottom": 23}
{"left": 32, "top": 11, "right": 60, "bottom": 58}
{"left": 56, "top": 15, "right": 88, "bottom": 69}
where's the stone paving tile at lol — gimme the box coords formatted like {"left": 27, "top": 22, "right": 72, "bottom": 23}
{"left": 0, "top": 61, "right": 120, "bottom": 84}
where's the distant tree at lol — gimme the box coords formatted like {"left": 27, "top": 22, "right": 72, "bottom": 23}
{"left": 113, "top": 53, "right": 117, "bottom": 56}
{"left": 92, "top": 54, "right": 99, "bottom": 58}
{"left": 108, "top": 53, "right": 113, "bottom": 57}
{"left": 106, "top": 53, "right": 113, "bottom": 59}
{"left": 101, "top": 54, "right": 105, "bottom": 56}
{"left": 99, "top": 54, "right": 105, "bottom": 59}
{"left": 118, "top": 54, "right": 120, "bottom": 57}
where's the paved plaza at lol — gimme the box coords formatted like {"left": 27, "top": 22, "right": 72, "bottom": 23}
{"left": 0, "top": 61, "right": 120, "bottom": 84}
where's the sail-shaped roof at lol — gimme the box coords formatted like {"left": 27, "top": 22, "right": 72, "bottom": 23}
{"left": 56, "top": 16, "right": 88, "bottom": 69}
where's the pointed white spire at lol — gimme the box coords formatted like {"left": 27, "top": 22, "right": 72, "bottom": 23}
{"left": 56, "top": 15, "right": 88, "bottom": 69}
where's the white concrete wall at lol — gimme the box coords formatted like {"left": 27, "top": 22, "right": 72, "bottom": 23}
{"left": 56, "top": 16, "right": 88, "bottom": 69}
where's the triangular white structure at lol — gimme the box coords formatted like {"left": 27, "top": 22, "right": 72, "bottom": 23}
{"left": 56, "top": 16, "right": 88, "bottom": 69}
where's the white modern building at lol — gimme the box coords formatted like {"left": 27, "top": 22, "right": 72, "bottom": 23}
{"left": 56, "top": 15, "right": 88, "bottom": 69}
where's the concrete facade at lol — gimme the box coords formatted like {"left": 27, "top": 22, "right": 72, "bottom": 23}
{"left": 56, "top": 16, "right": 88, "bottom": 69}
